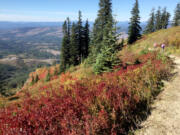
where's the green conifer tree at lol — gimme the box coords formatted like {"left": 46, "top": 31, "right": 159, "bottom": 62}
{"left": 161, "top": 7, "right": 170, "bottom": 29}
{"left": 92, "top": 0, "right": 113, "bottom": 53}
{"left": 93, "top": 29, "right": 120, "bottom": 74}
{"left": 60, "top": 18, "right": 71, "bottom": 73}
{"left": 77, "top": 11, "right": 83, "bottom": 63}
{"left": 172, "top": 3, "right": 180, "bottom": 26}
{"left": 155, "top": 7, "right": 162, "bottom": 30}
{"left": 82, "top": 19, "right": 90, "bottom": 59}
{"left": 144, "top": 8, "right": 155, "bottom": 34}
{"left": 128, "top": 0, "right": 142, "bottom": 44}
{"left": 70, "top": 22, "right": 79, "bottom": 65}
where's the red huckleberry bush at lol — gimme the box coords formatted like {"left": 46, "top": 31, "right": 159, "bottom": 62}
{"left": 0, "top": 52, "right": 173, "bottom": 135}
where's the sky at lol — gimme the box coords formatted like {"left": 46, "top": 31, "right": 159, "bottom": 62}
{"left": 0, "top": 0, "right": 179, "bottom": 22}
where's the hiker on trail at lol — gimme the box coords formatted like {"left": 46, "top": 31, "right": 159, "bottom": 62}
{"left": 161, "top": 43, "right": 165, "bottom": 51}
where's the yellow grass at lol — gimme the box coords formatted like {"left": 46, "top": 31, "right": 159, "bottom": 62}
{"left": 125, "top": 26, "right": 180, "bottom": 56}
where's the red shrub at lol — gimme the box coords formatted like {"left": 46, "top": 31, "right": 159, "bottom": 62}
{"left": 0, "top": 52, "right": 172, "bottom": 135}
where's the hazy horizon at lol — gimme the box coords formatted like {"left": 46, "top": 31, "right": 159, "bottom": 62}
{"left": 0, "top": 0, "right": 179, "bottom": 22}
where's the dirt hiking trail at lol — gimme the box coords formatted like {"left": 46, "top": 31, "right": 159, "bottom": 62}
{"left": 135, "top": 56, "right": 180, "bottom": 135}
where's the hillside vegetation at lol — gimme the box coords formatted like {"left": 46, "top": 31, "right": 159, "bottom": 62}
{"left": 0, "top": 0, "right": 180, "bottom": 133}
{"left": 126, "top": 26, "right": 180, "bottom": 56}
{"left": 1, "top": 26, "right": 180, "bottom": 134}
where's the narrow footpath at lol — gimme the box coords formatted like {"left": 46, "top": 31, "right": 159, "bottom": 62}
{"left": 135, "top": 56, "right": 180, "bottom": 135}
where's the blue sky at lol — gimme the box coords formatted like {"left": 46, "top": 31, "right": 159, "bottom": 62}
{"left": 0, "top": 0, "right": 179, "bottom": 22}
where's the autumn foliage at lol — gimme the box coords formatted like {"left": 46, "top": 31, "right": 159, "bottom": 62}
{"left": 0, "top": 52, "right": 172, "bottom": 134}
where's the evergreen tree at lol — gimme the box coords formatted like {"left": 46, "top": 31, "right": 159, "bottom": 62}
{"left": 77, "top": 11, "right": 83, "bottom": 63}
{"left": 60, "top": 11, "right": 90, "bottom": 69}
{"left": 128, "top": 0, "right": 142, "bottom": 44}
{"left": 92, "top": 0, "right": 113, "bottom": 53}
{"left": 82, "top": 19, "right": 90, "bottom": 59}
{"left": 144, "top": 8, "right": 155, "bottom": 34}
{"left": 93, "top": 30, "right": 120, "bottom": 74}
{"left": 70, "top": 22, "right": 79, "bottom": 65}
{"left": 161, "top": 7, "right": 170, "bottom": 29}
{"left": 60, "top": 18, "right": 71, "bottom": 73}
{"left": 155, "top": 7, "right": 162, "bottom": 30}
{"left": 172, "top": 3, "right": 180, "bottom": 26}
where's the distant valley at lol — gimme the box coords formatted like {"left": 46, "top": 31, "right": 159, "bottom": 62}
{"left": 0, "top": 26, "right": 62, "bottom": 60}
{"left": 0, "top": 23, "right": 63, "bottom": 95}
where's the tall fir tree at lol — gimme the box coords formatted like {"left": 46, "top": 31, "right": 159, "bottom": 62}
{"left": 70, "top": 22, "right": 79, "bottom": 66}
{"left": 59, "top": 18, "right": 71, "bottom": 73}
{"left": 161, "top": 7, "right": 170, "bottom": 29}
{"left": 154, "top": 7, "right": 170, "bottom": 31}
{"left": 93, "top": 28, "right": 120, "bottom": 74}
{"left": 60, "top": 11, "right": 90, "bottom": 68}
{"left": 92, "top": 0, "right": 113, "bottom": 53}
{"left": 77, "top": 11, "right": 84, "bottom": 63}
{"left": 144, "top": 8, "right": 155, "bottom": 34}
{"left": 172, "top": 3, "right": 180, "bottom": 26}
{"left": 82, "top": 19, "right": 90, "bottom": 59}
{"left": 155, "top": 7, "right": 162, "bottom": 30}
{"left": 128, "top": 0, "right": 142, "bottom": 44}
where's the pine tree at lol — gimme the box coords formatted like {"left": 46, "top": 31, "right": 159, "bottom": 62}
{"left": 144, "top": 8, "right": 155, "bottom": 34}
{"left": 93, "top": 30, "right": 120, "bottom": 74}
{"left": 172, "top": 3, "right": 180, "bottom": 26}
{"left": 155, "top": 7, "right": 162, "bottom": 30}
{"left": 82, "top": 19, "right": 90, "bottom": 59}
{"left": 60, "top": 18, "right": 71, "bottom": 73}
{"left": 77, "top": 11, "right": 83, "bottom": 63}
{"left": 161, "top": 7, "right": 170, "bottom": 29}
{"left": 128, "top": 0, "right": 142, "bottom": 44}
{"left": 70, "top": 22, "right": 79, "bottom": 65}
{"left": 92, "top": 0, "right": 113, "bottom": 53}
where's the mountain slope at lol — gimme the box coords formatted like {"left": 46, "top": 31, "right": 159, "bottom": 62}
{"left": 0, "top": 26, "right": 180, "bottom": 134}
{"left": 19, "top": 26, "right": 180, "bottom": 101}
{"left": 124, "top": 26, "right": 180, "bottom": 56}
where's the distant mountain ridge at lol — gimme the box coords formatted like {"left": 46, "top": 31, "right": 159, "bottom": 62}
{"left": 0, "top": 22, "right": 63, "bottom": 30}
{"left": 0, "top": 26, "right": 63, "bottom": 40}
{"left": 0, "top": 21, "right": 147, "bottom": 32}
